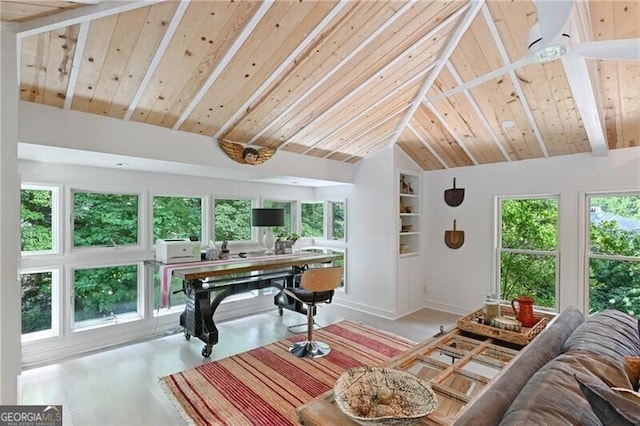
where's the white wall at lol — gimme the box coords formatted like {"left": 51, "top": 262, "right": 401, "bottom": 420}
{"left": 19, "top": 102, "right": 357, "bottom": 186}
{"left": 423, "top": 147, "right": 640, "bottom": 315}
{"left": 317, "top": 147, "right": 397, "bottom": 317}
{"left": 0, "top": 22, "right": 21, "bottom": 405}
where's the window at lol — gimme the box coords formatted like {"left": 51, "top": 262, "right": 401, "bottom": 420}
{"left": 498, "top": 197, "right": 558, "bottom": 309}
{"left": 302, "top": 247, "right": 346, "bottom": 291}
{"left": 214, "top": 198, "right": 252, "bottom": 241}
{"left": 73, "top": 191, "right": 139, "bottom": 248}
{"left": 264, "top": 199, "right": 294, "bottom": 237}
{"left": 587, "top": 193, "right": 640, "bottom": 315}
{"left": 153, "top": 196, "right": 202, "bottom": 242}
{"left": 328, "top": 200, "right": 346, "bottom": 240}
{"left": 301, "top": 201, "right": 324, "bottom": 238}
{"left": 21, "top": 186, "right": 56, "bottom": 253}
{"left": 21, "top": 270, "right": 55, "bottom": 337}
{"left": 73, "top": 265, "right": 139, "bottom": 327}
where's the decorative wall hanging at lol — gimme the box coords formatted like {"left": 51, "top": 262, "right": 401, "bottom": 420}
{"left": 444, "top": 219, "right": 465, "bottom": 249}
{"left": 218, "top": 139, "right": 276, "bottom": 165}
{"left": 444, "top": 177, "right": 465, "bottom": 207}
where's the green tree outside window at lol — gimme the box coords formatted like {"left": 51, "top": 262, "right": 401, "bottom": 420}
{"left": 301, "top": 202, "right": 324, "bottom": 238}
{"left": 73, "top": 192, "right": 138, "bottom": 247}
{"left": 214, "top": 199, "right": 251, "bottom": 241}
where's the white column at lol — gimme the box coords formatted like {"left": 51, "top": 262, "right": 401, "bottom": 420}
{"left": 0, "top": 22, "right": 22, "bottom": 405}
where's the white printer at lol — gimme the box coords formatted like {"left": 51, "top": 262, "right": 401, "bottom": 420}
{"left": 155, "top": 239, "right": 201, "bottom": 264}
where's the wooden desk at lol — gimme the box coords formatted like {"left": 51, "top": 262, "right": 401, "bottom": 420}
{"left": 151, "top": 252, "right": 338, "bottom": 357}
{"left": 296, "top": 326, "right": 532, "bottom": 425}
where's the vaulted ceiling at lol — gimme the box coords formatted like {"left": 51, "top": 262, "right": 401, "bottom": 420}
{"left": 3, "top": 0, "right": 639, "bottom": 170}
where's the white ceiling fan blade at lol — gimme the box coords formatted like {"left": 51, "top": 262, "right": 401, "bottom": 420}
{"left": 573, "top": 39, "right": 640, "bottom": 61}
{"left": 430, "top": 57, "right": 531, "bottom": 101}
{"left": 534, "top": 0, "right": 574, "bottom": 43}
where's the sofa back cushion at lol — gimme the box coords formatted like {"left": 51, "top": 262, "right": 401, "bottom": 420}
{"left": 500, "top": 351, "right": 630, "bottom": 425}
{"left": 562, "top": 309, "right": 640, "bottom": 360}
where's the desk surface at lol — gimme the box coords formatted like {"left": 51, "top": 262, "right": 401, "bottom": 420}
{"left": 165, "top": 252, "right": 339, "bottom": 280}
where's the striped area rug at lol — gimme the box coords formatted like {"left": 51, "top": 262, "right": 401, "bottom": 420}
{"left": 160, "top": 320, "right": 415, "bottom": 425}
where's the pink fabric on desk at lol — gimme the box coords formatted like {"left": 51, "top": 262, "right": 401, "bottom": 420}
{"left": 159, "top": 254, "right": 300, "bottom": 308}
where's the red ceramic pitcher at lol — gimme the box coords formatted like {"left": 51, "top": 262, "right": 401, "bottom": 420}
{"left": 511, "top": 296, "right": 536, "bottom": 328}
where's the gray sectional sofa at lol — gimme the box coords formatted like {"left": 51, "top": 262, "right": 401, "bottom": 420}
{"left": 455, "top": 306, "right": 640, "bottom": 425}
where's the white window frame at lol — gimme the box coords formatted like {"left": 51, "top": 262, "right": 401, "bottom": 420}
{"left": 327, "top": 199, "right": 347, "bottom": 242}
{"left": 150, "top": 193, "right": 206, "bottom": 245}
{"left": 582, "top": 190, "right": 640, "bottom": 315}
{"left": 212, "top": 196, "right": 256, "bottom": 244}
{"left": 20, "top": 184, "right": 61, "bottom": 256}
{"left": 20, "top": 267, "right": 61, "bottom": 343}
{"left": 70, "top": 262, "right": 144, "bottom": 332}
{"left": 300, "top": 200, "right": 325, "bottom": 239}
{"left": 495, "top": 194, "right": 560, "bottom": 311}
{"left": 69, "top": 188, "right": 143, "bottom": 252}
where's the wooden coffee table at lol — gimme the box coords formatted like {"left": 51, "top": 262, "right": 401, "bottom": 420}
{"left": 296, "top": 317, "right": 549, "bottom": 425}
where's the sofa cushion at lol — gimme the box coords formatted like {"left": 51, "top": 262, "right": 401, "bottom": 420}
{"left": 562, "top": 310, "right": 640, "bottom": 360}
{"left": 500, "top": 351, "right": 630, "bottom": 425}
{"left": 576, "top": 374, "right": 640, "bottom": 425}
{"left": 454, "top": 306, "right": 584, "bottom": 426}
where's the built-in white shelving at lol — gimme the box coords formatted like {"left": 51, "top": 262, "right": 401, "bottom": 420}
{"left": 398, "top": 172, "right": 419, "bottom": 256}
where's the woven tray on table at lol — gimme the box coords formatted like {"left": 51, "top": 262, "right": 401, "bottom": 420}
{"left": 457, "top": 306, "right": 554, "bottom": 346}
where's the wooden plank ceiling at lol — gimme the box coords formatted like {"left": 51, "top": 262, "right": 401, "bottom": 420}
{"left": 5, "top": 0, "right": 640, "bottom": 170}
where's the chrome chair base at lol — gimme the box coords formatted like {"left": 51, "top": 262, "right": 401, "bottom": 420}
{"left": 286, "top": 320, "right": 321, "bottom": 334}
{"left": 289, "top": 340, "right": 331, "bottom": 358}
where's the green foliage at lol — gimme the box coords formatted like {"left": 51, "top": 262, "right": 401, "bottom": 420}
{"left": 21, "top": 272, "right": 52, "bottom": 334}
{"left": 153, "top": 196, "right": 202, "bottom": 241}
{"left": 501, "top": 198, "right": 557, "bottom": 250}
{"left": 73, "top": 192, "right": 138, "bottom": 247}
{"left": 588, "top": 195, "right": 640, "bottom": 314}
{"left": 74, "top": 265, "right": 138, "bottom": 322}
{"left": 330, "top": 201, "right": 345, "bottom": 239}
{"left": 501, "top": 253, "right": 556, "bottom": 308}
{"left": 21, "top": 189, "right": 53, "bottom": 251}
{"left": 263, "top": 200, "right": 292, "bottom": 237}
{"left": 500, "top": 198, "right": 558, "bottom": 308}
{"left": 301, "top": 202, "right": 324, "bottom": 237}
{"left": 214, "top": 199, "right": 251, "bottom": 241}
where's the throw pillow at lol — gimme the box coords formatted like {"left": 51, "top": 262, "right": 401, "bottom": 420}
{"left": 575, "top": 374, "right": 640, "bottom": 425}
{"left": 612, "top": 387, "right": 640, "bottom": 404}
{"left": 624, "top": 357, "right": 640, "bottom": 391}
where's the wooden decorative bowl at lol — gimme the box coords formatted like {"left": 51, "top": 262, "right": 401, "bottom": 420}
{"left": 334, "top": 366, "right": 438, "bottom": 425}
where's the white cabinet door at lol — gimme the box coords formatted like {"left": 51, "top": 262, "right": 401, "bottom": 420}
{"left": 397, "top": 255, "right": 425, "bottom": 315}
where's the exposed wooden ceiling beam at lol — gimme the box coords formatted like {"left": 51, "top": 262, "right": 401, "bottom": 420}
{"left": 289, "top": 3, "right": 469, "bottom": 152}
{"left": 323, "top": 106, "right": 408, "bottom": 159}
{"left": 343, "top": 134, "right": 391, "bottom": 163}
{"left": 172, "top": 0, "right": 274, "bottom": 131}
{"left": 389, "top": 0, "right": 485, "bottom": 148}
{"left": 479, "top": 4, "right": 549, "bottom": 158}
{"left": 212, "top": 0, "right": 350, "bottom": 142}
{"left": 445, "top": 61, "right": 510, "bottom": 161}
{"left": 301, "top": 65, "right": 432, "bottom": 155}
{"left": 63, "top": 21, "right": 90, "bottom": 109}
{"left": 123, "top": 0, "right": 190, "bottom": 121}
{"left": 561, "top": 56, "right": 608, "bottom": 156}
{"left": 17, "top": 0, "right": 164, "bottom": 38}
{"left": 244, "top": 0, "right": 420, "bottom": 146}
{"left": 561, "top": 13, "right": 608, "bottom": 157}
{"left": 425, "top": 102, "right": 479, "bottom": 165}
{"left": 407, "top": 123, "right": 449, "bottom": 169}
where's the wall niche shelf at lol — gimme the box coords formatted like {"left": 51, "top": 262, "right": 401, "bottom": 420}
{"left": 398, "top": 172, "right": 420, "bottom": 256}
